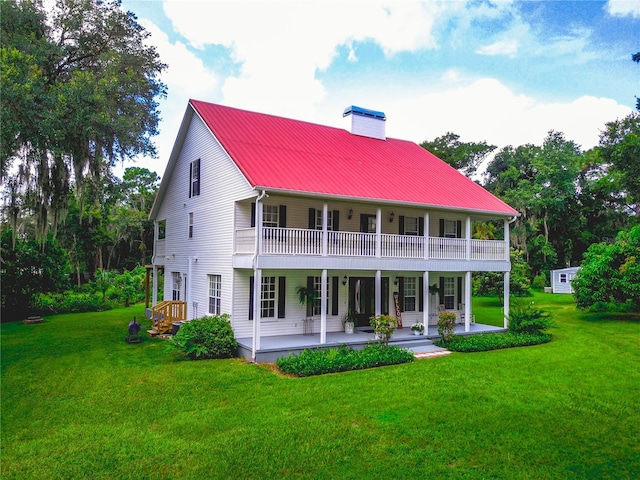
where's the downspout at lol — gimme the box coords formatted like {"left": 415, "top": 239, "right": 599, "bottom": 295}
{"left": 252, "top": 190, "right": 267, "bottom": 362}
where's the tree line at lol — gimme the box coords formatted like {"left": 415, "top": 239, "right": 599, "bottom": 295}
{"left": 1, "top": 0, "right": 638, "bottom": 319}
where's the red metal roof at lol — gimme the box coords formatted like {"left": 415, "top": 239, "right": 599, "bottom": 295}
{"left": 190, "top": 99, "right": 518, "bottom": 216}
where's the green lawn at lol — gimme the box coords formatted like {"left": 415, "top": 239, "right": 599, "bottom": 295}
{"left": 2, "top": 293, "right": 639, "bottom": 479}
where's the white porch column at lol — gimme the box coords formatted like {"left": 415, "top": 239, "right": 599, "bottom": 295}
{"left": 376, "top": 207, "right": 382, "bottom": 258}
{"left": 152, "top": 265, "right": 158, "bottom": 305}
{"left": 465, "top": 271, "right": 472, "bottom": 332}
{"left": 252, "top": 269, "right": 262, "bottom": 360}
{"left": 375, "top": 270, "right": 382, "bottom": 316}
{"left": 504, "top": 271, "right": 510, "bottom": 329}
{"left": 320, "top": 269, "right": 328, "bottom": 344}
{"left": 504, "top": 218, "right": 510, "bottom": 261}
{"left": 423, "top": 270, "right": 430, "bottom": 329}
{"left": 466, "top": 215, "right": 472, "bottom": 260}
{"left": 322, "top": 202, "right": 328, "bottom": 257}
{"left": 424, "top": 212, "right": 430, "bottom": 259}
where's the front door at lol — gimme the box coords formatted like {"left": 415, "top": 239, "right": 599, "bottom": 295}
{"left": 348, "top": 277, "right": 390, "bottom": 327}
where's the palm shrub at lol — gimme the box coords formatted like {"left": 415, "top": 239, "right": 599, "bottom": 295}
{"left": 508, "top": 300, "right": 555, "bottom": 334}
{"left": 370, "top": 314, "right": 397, "bottom": 346}
{"left": 170, "top": 314, "right": 238, "bottom": 360}
{"left": 437, "top": 311, "right": 457, "bottom": 344}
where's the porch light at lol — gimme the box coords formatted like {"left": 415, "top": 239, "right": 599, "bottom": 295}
{"left": 394, "top": 276, "right": 399, "bottom": 285}
{"left": 348, "top": 208, "right": 353, "bottom": 220}
{"left": 342, "top": 275, "right": 348, "bottom": 286}
{"left": 389, "top": 212, "right": 395, "bottom": 223}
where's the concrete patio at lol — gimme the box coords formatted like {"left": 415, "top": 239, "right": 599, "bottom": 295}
{"left": 237, "top": 322, "right": 506, "bottom": 362}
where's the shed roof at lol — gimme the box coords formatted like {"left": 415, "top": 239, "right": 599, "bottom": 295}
{"left": 187, "top": 100, "right": 518, "bottom": 216}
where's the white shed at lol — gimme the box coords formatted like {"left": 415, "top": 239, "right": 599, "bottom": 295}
{"left": 550, "top": 267, "right": 580, "bottom": 294}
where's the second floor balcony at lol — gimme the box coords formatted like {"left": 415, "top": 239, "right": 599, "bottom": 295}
{"left": 235, "top": 227, "right": 507, "bottom": 262}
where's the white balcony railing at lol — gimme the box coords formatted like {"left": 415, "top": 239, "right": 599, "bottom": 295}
{"left": 235, "top": 227, "right": 507, "bottom": 261}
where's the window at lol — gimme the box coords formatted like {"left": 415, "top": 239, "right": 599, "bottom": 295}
{"left": 208, "top": 275, "right": 221, "bottom": 315}
{"left": 404, "top": 277, "right": 416, "bottom": 311}
{"left": 172, "top": 272, "right": 182, "bottom": 301}
{"left": 158, "top": 220, "right": 166, "bottom": 240}
{"left": 263, "top": 205, "right": 279, "bottom": 228}
{"left": 404, "top": 217, "right": 418, "bottom": 236}
{"left": 188, "top": 212, "right": 194, "bottom": 238}
{"left": 261, "top": 276, "right": 276, "bottom": 318}
{"left": 443, "top": 277, "right": 455, "bottom": 309}
{"left": 559, "top": 273, "right": 567, "bottom": 283}
{"left": 444, "top": 220, "right": 458, "bottom": 238}
{"left": 310, "top": 276, "right": 331, "bottom": 316}
{"left": 315, "top": 210, "right": 334, "bottom": 230}
{"left": 189, "top": 159, "right": 200, "bottom": 197}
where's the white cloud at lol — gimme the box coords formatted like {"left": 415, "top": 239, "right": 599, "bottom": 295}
{"left": 606, "top": 0, "right": 640, "bottom": 17}
{"left": 476, "top": 39, "right": 519, "bottom": 57}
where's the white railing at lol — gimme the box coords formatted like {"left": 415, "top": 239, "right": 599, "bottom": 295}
{"left": 235, "top": 228, "right": 507, "bottom": 262}
{"left": 262, "top": 227, "right": 323, "bottom": 255}
{"left": 328, "top": 231, "right": 377, "bottom": 256}
{"left": 235, "top": 228, "right": 255, "bottom": 254}
{"left": 381, "top": 234, "right": 424, "bottom": 258}
{"left": 154, "top": 239, "right": 165, "bottom": 257}
{"left": 471, "top": 239, "right": 506, "bottom": 261}
{"left": 428, "top": 237, "right": 467, "bottom": 260}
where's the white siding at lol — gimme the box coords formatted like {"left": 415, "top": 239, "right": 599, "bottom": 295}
{"left": 551, "top": 267, "right": 579, "bottom": 294}
{"left": 155, "top": 113, "right": 254, "bottom": 320}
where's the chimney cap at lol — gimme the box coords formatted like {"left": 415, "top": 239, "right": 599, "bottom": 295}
{"left": 343, "top": 105, "right": 386, "bottom": 121}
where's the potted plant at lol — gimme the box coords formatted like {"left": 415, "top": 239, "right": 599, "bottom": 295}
{"left": 370, "top": 314, "right": 397, "bottom": 346}
{"left": 341, "top": 308, "right": 356, "bottom": 334}
{"left": 410, "top": 322, "right": 425, "bottom": 335}
{"left": 295, "top": 286, "right": 318, "bottom": 310}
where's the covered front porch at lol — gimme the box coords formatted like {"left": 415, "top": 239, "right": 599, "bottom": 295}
{"left": 237, "top": 322, "right": 505, "bottom": 363}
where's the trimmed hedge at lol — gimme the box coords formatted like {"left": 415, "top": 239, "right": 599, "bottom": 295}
{"left": 435, "top": 332, "right": 551, "bottom": 352}
{"left": 170, "top": 314, "right": 238, "bottom": 360}
{"left": 276, "top": 343, "right": 414, "bottom": 377}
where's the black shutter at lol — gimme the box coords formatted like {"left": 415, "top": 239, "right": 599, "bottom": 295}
{"left": 331, "top": 276, "right": 339, "bottom": 315}
{"left": 439, "top": 219, "right": 445, "bottom": 237}
{"left": 398, "top": 277, "right": 405, "bottom": 312}
{"left": 419, "top": 276, "right": 424, "bottom": 312}
{"left": 439, "top": 277, "right": 445, "bottom": 306}
{"left": 249, "top": 276, "right": 254, "bottom": 320}
{"left": 418, "top": 217, "right": 424, "bottom": 236}
{"left": 456, "top": 220, "right": 462, "bottom": 238}
{"left": 308, "top": 208, "right": 316, "bottom": 229}
{"left": 278, "top": 277, "right": 286, "bottom": 318}
{"left": 279, "top": 205, "right": 287, "bottom": 228}
{"left": 306, "top": 276, "right": 314, "bottom": 317}
{"left": 399, "top": 215, "right": 405, "bottom": 235}
{"left": 194, "top": 158, "right": 201, "bottom": 196}
{"left": 332, "top": 210, "right": 339, "bottom": 231}
{"left": 457, "top": 277, "right": 463, "bottom": 307}
{"left": 189, "top": 162, "right": 193, "bottom": 198}
{"left": 251, "top": 203, "right": 256, "bottom": 228}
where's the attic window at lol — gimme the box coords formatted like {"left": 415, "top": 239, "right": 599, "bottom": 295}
{"left": 189, "top": 159, "right": 200, "bottom": 197}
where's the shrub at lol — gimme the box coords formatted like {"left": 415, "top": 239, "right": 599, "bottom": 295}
{"left": 532, "top": 274, "right": 547, "bottom": 290}
{"left": 276, "top": 343, "right": 414, "bottom": 377}
{"left": 508, "top": 300, "right": 555, "bottom": 334}
{"left": 436, "top": 332, "right": 552, "bottom": 352}
{"left": 370, "top": 314, "right": 397, "bottom": 346}
{"left": 35, "top": 292, "right": 116, "bottom": 314}
{"left": 170, "top": 314, "right": 238, "bottom": 360}
{"left": 437, "top": 311, "right": 457, "bottom": 344}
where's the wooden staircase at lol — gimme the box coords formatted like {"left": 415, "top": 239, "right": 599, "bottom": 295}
{"left": 148, "top": 301, "right": 186, "bottom": 335}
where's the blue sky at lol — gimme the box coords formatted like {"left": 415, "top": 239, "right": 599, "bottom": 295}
{"left": 119, "top": 0, "right": 639, "bottom": 178}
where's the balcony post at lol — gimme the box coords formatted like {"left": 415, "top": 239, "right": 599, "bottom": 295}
{"left": 320, "top": 269, "right": 327, "bottom": 343}
{"left": 465, "top": 271, "right": 472, "bottom": 332}
{"left": 466, "top": 216, "right": 472, "bottom": 261}
{"left": 504, "top": 218, "right": 510, "bottom": 261}
{"left": 423, "top": 270, "right": 430, "bottom": 329}
{"left": 376, "top": 207, "right": 382, "bottom": 258}
{"left": 424, "top": 212, "right": 430, "bottom": 259}
{"left": 322, "top": 202, "right": 328, "bottom": 257}
{"left": 503, "top": 271, "right": 510, "bottom": 329}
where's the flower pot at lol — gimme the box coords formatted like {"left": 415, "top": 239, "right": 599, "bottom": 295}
{"left": 344, "top": 322, "right": 355, "bottom": 334}
{"left": 413, "top": 330, "right": 421, "bottom": 336}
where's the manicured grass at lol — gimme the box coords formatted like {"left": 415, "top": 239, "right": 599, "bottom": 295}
{"left": 2, "top": 295, "right": 639, "bottom": 479}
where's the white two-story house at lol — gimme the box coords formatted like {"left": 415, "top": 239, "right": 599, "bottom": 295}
{"left": 149, "top": 100, "right": 518, "bottom": 361}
